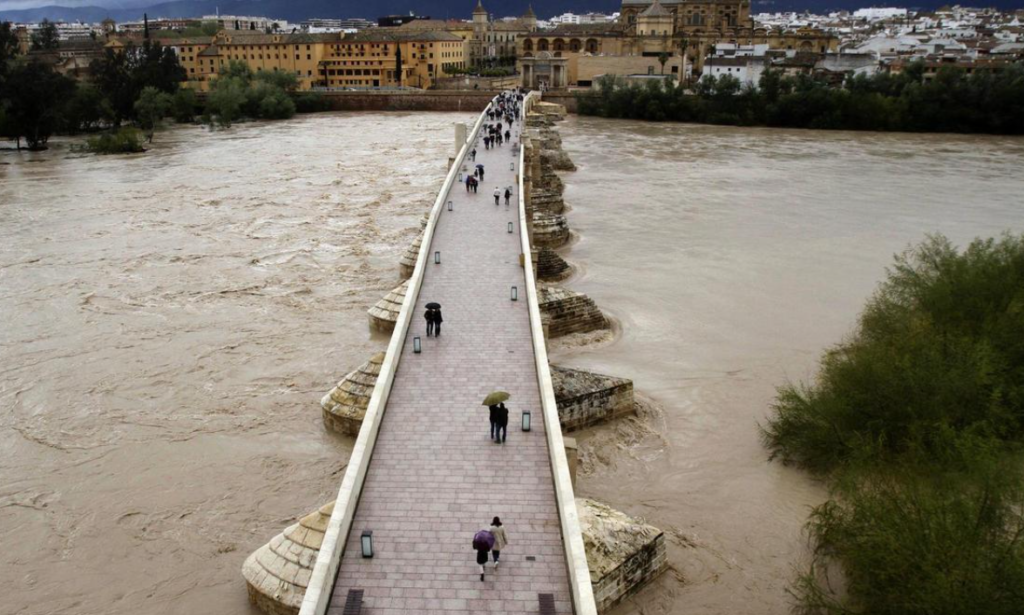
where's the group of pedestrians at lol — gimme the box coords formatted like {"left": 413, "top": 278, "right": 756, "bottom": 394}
{"left": 473, "top": 518, "right": 509, "bottom": 581}
{"left": 493, "top": 186, "right": 512, "bottom": 207}
{"left": 429, "top": 89, "right": 532, "bottom": 584}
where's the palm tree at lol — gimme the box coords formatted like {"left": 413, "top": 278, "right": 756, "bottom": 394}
{"left": 658, "top": 51, "right": 669, "bottom": 75}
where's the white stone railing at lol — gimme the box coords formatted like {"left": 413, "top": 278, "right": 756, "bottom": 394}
{"left": 298, "top": 99, "right": 494, "bottom": 615}
{"left": 518, "top": 92, "right": 599, "bottom": 615}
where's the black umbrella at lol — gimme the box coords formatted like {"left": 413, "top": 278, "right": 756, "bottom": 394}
{"left": 476, "top": 164, "right": 484, "bottom": 169}
{"left": 425, "top": 302, "right": 441, "bottom": 309}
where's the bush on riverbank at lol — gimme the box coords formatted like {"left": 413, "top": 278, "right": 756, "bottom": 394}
{"left": 204, "top": 62, "right": 297, "bottom": 127}
{"left": 578, "top": 63, "right": 1024, "bottom": 135}
{"left": 763, "top": 234, "right": 1024, "bottom": 613}
{"left": 84, "top": 127, "right": 145, "bottom": 153}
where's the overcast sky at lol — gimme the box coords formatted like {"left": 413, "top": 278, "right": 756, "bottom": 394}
{"left": 0, "top": 0, "right": 163, "bottom": 9}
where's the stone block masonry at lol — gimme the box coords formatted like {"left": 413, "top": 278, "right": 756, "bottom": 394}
{"left": 577, "top": 499, "right": 667, "bottom": 613}
{"left": 550, "top": 366, "right": 635, "bottom": 432}
{"left": 539, "top": 286, "right": 609, "bottom": 339}
{"left": 367, "top": 280, "right": 408, "bottom": 334}
{"left": 321, "top": 353, "right": 386, "bottom": 437}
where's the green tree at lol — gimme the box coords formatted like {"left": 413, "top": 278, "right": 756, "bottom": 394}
{"left": 3, "top": 60, "right": 76, "bottom": 149}
{"left": 89, "top": 40, "right": 185, "bottom": 124}
{"left": 64, "top": 85, "right": 110, "bottom": 133}
{"left": 170, "top": 88, "right": 198, "bottom": 123}
{"left": 31, "top": 19, "right": 59, "bottom": 51}
{"left": 657, "top": 51, "right": 669, "bottom": 75}
{"left": 133, "top": 86, "right": 171, "bottom": 141}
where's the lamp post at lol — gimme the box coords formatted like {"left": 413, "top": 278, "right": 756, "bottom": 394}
{"left": 434, "top": 251, "right": 441, "bottom": 264}
{"left": 448, "top": 200, "right": 453, "bottom": 211}
{"left": 361, "top": 530, "right": 373, "bottom": 557}
{"left": 521, "top": 410, "right": 531, "bottom": 431}
{"left": 508, "top": 222, "right": 514, "bottom": 233}
{"left": 413, "top": 337, "right": 422, "bottom": 354}
{"left": 511, "top": 286, "right": 518, "bottom": 301}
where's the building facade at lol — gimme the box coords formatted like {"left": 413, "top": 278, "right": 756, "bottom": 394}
{"left": 518, "top": 0, "right": 838, "bottom": 88}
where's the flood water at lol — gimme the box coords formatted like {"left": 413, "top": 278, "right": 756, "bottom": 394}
{"left": 554, "top": 116, "right": 1024, "bottom": 615}
{"left": 2, "top": 112, "right": 1023, "bottom": 615}
{"left": 0, "top": 112, "right": 473, "bottom": 615}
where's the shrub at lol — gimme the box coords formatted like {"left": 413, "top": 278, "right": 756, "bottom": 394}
{"left": 85, "top": 127, "right": 145, "bottom": 153}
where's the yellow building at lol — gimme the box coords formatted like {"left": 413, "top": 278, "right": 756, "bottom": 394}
{"left": 165, "top": 31, "right": 339, "bottom": 90}
{"left": 319, "top": 30, "right": 467, "bottom": 89}
{"left": 164, "top": 29, "right": 466, "bottom": 90}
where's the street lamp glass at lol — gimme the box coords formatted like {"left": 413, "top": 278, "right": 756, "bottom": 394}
{"left": 508, "top": 222, "right": 513, "bottom": 233}
{"left": 511, "top": 286, "right": 518, "bottom": 301}
{"left": 522, "top": 410, "right": 531, "bottom": 431}
{"left": 361, "top": 530, "right": 373, "bottom": 557}
{"left": 413, "top": 337, "right": 421, "bottom": 354}
{"left": 434, "top": 251, "right": 441, "bottom": 264}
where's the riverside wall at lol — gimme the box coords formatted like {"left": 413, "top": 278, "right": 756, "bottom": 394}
{"left": 300, "top": 90, "right": 580, "bottom": 114}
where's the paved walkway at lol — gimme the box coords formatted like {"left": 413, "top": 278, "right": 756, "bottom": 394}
{"left": 327, "top": 106, "right": 573, "bottom": 615}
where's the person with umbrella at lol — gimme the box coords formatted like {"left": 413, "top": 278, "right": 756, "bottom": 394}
{"left": 477, "top": 164, "right": 485, "bottom": 181}
{"left": 483, "top": 392, "right": 509, "bottom": 441}
{"left": 472, "top": 527, "right": 494, "bottom": 581}
{"left": 425, "top": 302, "right": 442, "bottom": 337}
{"left": 496, "top": 402, "right": 509, "bottom": 443}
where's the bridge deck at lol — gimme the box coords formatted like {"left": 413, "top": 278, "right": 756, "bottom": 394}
{"left": 327, "top": 111, "right": 573, "bottom": 615}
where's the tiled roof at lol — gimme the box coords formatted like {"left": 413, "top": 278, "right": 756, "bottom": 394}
{"left": 640, "top": 0, "right": 672, "bottom": 18}
{"left": 346, "top": 29, "right": 464, "bottom": 42}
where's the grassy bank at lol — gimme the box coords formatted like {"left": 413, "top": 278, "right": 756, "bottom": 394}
{"left": 763, "top": 234, "right": 1024, "bottom": 614}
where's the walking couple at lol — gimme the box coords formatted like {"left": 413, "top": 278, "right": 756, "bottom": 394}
{"left": 424, "top": 306, "right": 443, "bottom": 336}
{"left": 489, "top": 403, "right": 508, "bottom": 443}
{"left": 472, "top": 517, "right": 509, "bottom": 581}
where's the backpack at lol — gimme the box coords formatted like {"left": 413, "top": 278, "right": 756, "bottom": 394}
{"left": 472, "top": 530, "right": 492, "bottom": 551}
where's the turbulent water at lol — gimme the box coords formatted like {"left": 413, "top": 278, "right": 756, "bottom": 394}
{"left": 2, "top": 112, "right": 1023, "bottom": 615}
{"left": 553, "top": 117, "right": 1024, "bottom": 615}
{"left": 0, "top": 112, "right": 474, "bottom": 615}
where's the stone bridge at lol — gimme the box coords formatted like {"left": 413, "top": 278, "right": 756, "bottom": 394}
{"left": 297, "top": 93, "right": 596, "bottom": 615}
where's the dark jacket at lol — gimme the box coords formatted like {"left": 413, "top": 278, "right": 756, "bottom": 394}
{"left": 489, "top": 404, "right": 498, "bottom": 424}
{"left": 496, "top": 404, "right": 509, "bottom": 427}
{"left": 433, "top": 309, "right": 443, "bottom": 324}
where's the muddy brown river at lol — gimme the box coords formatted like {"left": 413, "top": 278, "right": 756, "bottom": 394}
{"left": 2, "top": 112, "right": 1023, "bottom": 615}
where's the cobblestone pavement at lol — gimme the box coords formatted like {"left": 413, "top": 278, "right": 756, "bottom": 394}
{"left": 328, "top": 108, "right": 573, "bottom": 615}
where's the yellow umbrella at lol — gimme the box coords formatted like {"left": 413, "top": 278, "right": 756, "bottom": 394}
{"left": 482, "top": 391, "right": 510, "bottom": 406}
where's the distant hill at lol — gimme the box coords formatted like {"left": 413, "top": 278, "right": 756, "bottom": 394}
{"left": 1, "top": 0, "right": 1020, "bottom": 24}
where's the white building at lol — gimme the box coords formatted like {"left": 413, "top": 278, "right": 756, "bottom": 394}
{"left": 201, "top": 14, "right": 291, "bottom": 32}
{"left": 853, "top": 8, "right": 908, "bottom": 20}
{"left": 702, "top": 56, "right": 767, "bottom": 88}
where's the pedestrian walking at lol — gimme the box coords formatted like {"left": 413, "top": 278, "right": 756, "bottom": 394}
{"left": 504, "top": 188, "right": 512, "bottom": 207}
{"left": 424, "top": 307, "right": 434, "bottom": 337}
{"left": 473, "top": 528, "right": 494, "bottom": 581}
{"left": 471, "top": 148, "right": 477, "bottom": 161}
{"left": 495, "top": 402, "right": 508, "bottom": 443}
{"left": 493, "top": 187, "right": 501, "bottom": 206}
{"left": 433, "top": 306, "right": 443, "bottom": 336}
{"left": 505, "top": 130, "right": 510, "bottom": 142}
{"left": 479, "top": 166, "right": 485, "bottom": 181}
{"left": 489, "top": 404, "right": 499, "bottom": 441}
{"left": 466, "top": 175, "right": 472, "bottom": 192}
{"left": 472, "top": 177, "right": 478, "bottom": 193}
{"left": 490, "top": 517, "right": 508, "bottom": 566}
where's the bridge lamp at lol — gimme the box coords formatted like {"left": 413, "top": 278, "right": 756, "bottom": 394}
{"left": 521, "top": 410, "right": 531, "bottom": 432}
{"left": 361, "top": 530, "right": 374, "bottom": 558}
{"left": 448, "top": 200, "right": 453, "bottom": 211}
{"left": 511, "top": 286, "right": 518, "bottom": 301}
{"left": 434, "top": 251, "right": 441, "bottom": 264}
{"left": 413, "top": 337, "right": 422, "bottom": 354}
{"left": 508, "top": 222, "right": 514, "bottom": 233}
{"left": 510, "top": 162, "right": 515, "bottom": 171}
{"left": 459, "top": 172, "right": 463, "bottom": 181}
